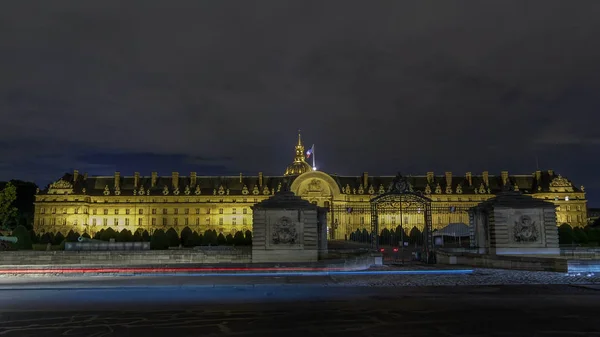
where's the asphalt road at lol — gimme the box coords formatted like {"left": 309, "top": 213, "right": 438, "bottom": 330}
{"left": 1, "top": 276, "right": 600, "bottom": 336}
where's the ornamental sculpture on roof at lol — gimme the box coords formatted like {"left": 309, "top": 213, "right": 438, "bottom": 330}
{"left": 550, "top": 175, "right": 572, "bottom": 187}
{"left": 50, "top": 179, "right": 73, "bottom": 189}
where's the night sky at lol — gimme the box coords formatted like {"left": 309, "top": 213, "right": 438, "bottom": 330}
{"left": 2, "top": 1, "right": 600, "bottom": 205}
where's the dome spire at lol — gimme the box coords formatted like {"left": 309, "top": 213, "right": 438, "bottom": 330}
{"left": 284, "top": 129, "right": 311, "bottom": 176}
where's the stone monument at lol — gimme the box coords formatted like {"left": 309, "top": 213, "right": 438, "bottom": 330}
{"left": 251, "top": 185, "right": 328, "bottom": 263}
{"left": 469, "top": 188, "right": 559, "bottom": 255}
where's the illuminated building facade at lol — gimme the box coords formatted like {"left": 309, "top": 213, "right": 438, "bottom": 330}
{"left": 33, "top": 132, "right": 588, "bottom": 238}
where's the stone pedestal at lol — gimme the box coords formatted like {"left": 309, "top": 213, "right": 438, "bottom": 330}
{"left": 470, "top": 191, "right": 559, "bottom": 255}
{"left": 251, "top": 190, "right": 327, "bottom": 263}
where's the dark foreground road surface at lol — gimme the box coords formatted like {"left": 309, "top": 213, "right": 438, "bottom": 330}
{"left": 1, "top": 276, "right": 600, "bottom": 336}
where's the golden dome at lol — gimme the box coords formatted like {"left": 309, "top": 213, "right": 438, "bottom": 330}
{"left": 284, "top": 130, "right": 313, "bottom": 176}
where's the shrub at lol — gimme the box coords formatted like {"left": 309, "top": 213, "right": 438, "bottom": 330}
{"left": 150, "top": 229, "right": 169, "bottom": 250}
{"left": 66, "top": 230, "right": 79, "bottom": 242}
{"left": 203, "top": 230, "right": 218, "bottom": 245}
{"left": 53, "top": 232, "right": 65, "bottom": 245}
{"left": 217, "top": 233, "right": 227, "bottom": 245}
{"left": 244, "top": 230, "right": 252, "bottom": 245}
{"left": 165, "top": 228, "right": 179, "bottom": 247}
{"left": 117, "top": 229, "right": 133, "bottom": 242}
{"left": 233, "top": 231, "right": 245, "bottom": 245}
{"left": 142, "top": 230, "right": 150, "bottom": 242}
{"left": 40, "top": 232, "right": 54, "bottom": 244}
{"left": 12, "top": 225, "right": 32, "bottom": 250}
{"left": 180, "top": 227, "right": 193, "bottom": 246}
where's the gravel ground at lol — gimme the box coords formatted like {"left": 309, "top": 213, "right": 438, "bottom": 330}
{"left": 331, "top": 268, "right": 600, "bottom": 286}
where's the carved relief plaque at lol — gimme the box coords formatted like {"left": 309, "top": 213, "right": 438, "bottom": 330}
{"left": 271, "top": 216, "right": 298, "bottom": 244}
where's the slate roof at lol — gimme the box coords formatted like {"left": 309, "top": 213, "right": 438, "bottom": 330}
{"left": 251, "top": 190, "right": 318, "bottom": 210}
{"left": 470, "top": 191, "right": 557, "bottom": 210}
{"left": 41, "top": 170, "right": 581, "bottom": 197}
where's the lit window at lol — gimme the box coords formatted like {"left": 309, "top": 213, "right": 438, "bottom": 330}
{"left": 565, "top": 196, "right": 569, "bottom": 201}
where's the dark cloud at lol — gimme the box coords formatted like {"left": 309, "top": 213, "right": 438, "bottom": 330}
{"left": 1, "top": 0, "right": 600, "bottom": 203}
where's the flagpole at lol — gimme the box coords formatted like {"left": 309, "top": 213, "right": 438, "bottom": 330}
{"left": 312, "top": 144, "right": 316, "bottom": 170}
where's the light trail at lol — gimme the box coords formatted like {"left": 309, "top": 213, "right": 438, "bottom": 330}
{"left": 0, "top": 267, "right": 473, "bottom": 276}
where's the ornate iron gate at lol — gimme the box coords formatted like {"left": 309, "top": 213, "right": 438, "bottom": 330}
{"left": 370, "top": 174, "right": 435, "bottom": 263}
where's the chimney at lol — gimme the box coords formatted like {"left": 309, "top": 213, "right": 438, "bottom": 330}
{"left": 151, "top": 172, "right": 158, "bottom": 187}
{"left": 445, "top": 172, "right": 452, "bottom": 187}
{"left": 501, "top": 171, "right": 509, "bottom": 185}
{"left": 114, "top": 172, "right": 120, "bottom": 189}
{"left": 535, "top": 170, "right": 541, "bottom": 182}
{"left": 190, "top": 172, "right": 197, "bottom": 187}
{"left": 482, "top": 171, "right": 489, "bottom": 186}
{"left": 465, "top": 172, "right": 472, "bottom": 186}
{"left": 363, "top": 172, "right": 369, "bottom": 188}
{"left": 172, "top": 172, "right": 179, "bottom": 189}
{"left": 134, "top": 172, "right": 140, "bottom": 188}
{"left": 83, "top": 172, "right": 88, "bottom": 180}
{"left": 427, "top": 172, "right": 434, "bottom": 184}
{"left": 259, "top": 172, "right": 263, "bottom": 187}
{"left": 73, "top": 170, "right": 79, "bottom": 182}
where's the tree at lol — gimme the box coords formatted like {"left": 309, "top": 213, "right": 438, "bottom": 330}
{"left": 226, "top": 233, "right": 234, "bottom": 245}
{"left": 409, "top": 226, "right": 422, "bottom": 245}
{"left": 53, "top": 232, "right": 65, "bottom": 245}
{"left": 233, "top": 231, "right": 245, "bottom": 245}
{"left": 132, "top": 230, "right": 142, "bottom": 242}
{"left": 12, "top": 225, "right": 32, "bottom": 250}
{"left": 66, "top": 230, "right": 79, "bottom": 242}
{"left": 217, "top": 233, "right": 227, "bottom": 245}
{"left": 180, "top": 227, "right": 193, "bottom": 246}
{"left": 185, "top": 231, "right": 201, "bottom": 247}
{"left": 0, "top": 182, "right": 18, "bottom": 230}
{"left": 150, "top": 229, "right": 169, "bottom": 250}
{"left": 165, "top": 228, "right": 179, "bottom": 247}
{"left": 117, "top": 229, "right": 133, "bottom": 242}
{"left": 40, "top": 232, "right": 54, "bottom": 244}
{"left": 203, "top": 229, "right": 218, "bottom": 245}
{"left": 100, "top": 228, "right": 118, "bottom": 241}
{"left": 244, "top": 230, "right": 252, "bottom": 245}
{"left": 558, "top": 223, "right": 574, "bottom": 244}
{"left": 142, "top": 230, "right": 151, "bottom": 242}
